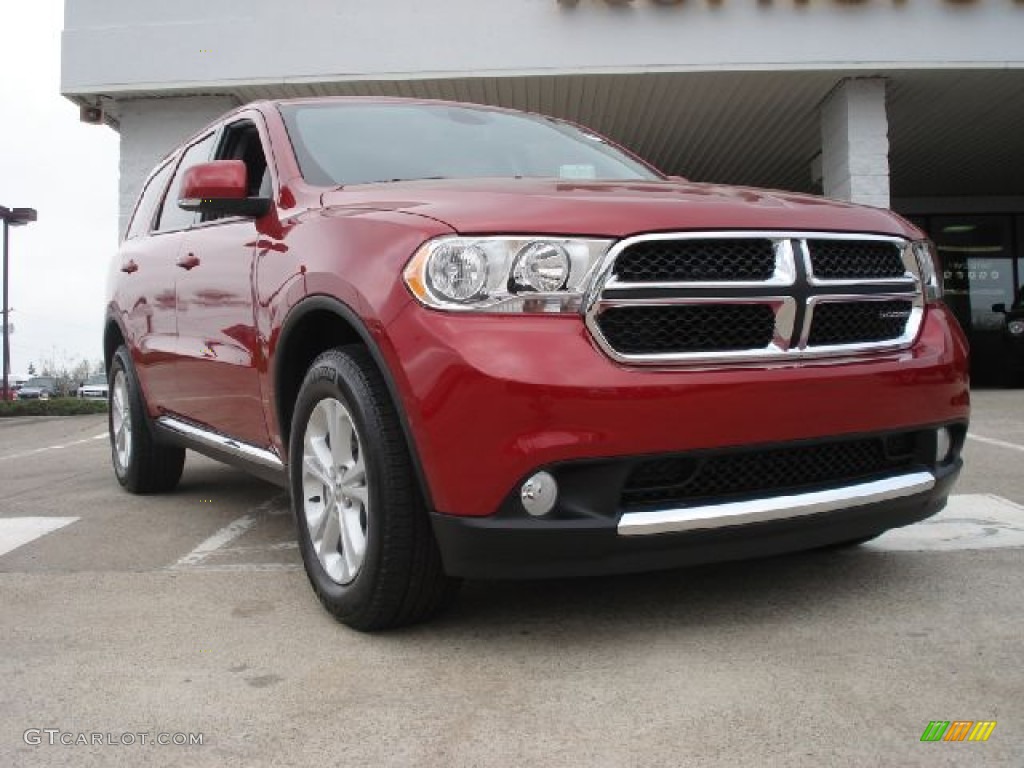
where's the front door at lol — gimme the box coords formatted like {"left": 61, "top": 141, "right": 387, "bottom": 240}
{"left": 171, "top": 116, "right": 272, "bottom": 447}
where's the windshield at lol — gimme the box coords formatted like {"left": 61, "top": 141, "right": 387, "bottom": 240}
{"left": 279, "top": 102, "right": 660, "bottom": 186}
{"left": 26, "top": 377, "right": 54, "bottom": 387}
{"left": 85, "top": 375, "right": 107, "bottom": 385}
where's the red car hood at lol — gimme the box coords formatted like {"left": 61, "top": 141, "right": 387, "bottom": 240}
{"left": 320, "top": 178, "right": 918, "bottom": 239}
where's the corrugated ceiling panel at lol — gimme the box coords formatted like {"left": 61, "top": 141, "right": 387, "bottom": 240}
{"left": 211, "top": 68, "right": 1024, "bottom": 198}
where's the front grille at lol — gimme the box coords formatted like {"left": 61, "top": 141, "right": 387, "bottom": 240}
{"left": 613, "top": 239, "right": 776, "bottom": 283}
{"left": 587, "top": 232, "right": 922, "bottom": 363}
{"left": 622, "top": 433, "right": 920, "bottom": 508}
{"left": 597, "top": 304, "right": 776, "bottom": 355}
{"left": 808, "top": 300, "right": 913, "bottom": 347}
{"left": 808, "top": 239, "right": 907, "bottom": 280}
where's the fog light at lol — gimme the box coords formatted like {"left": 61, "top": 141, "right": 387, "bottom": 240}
{"left": 521, "top": 471, "right": 558, "bottom": 517}
{"left": 935, "top": 427, "right": 953, "bottom": 463}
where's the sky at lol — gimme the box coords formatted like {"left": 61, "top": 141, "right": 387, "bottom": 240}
{"left": 0, "top": 1, "right": 120, "bottom": 375}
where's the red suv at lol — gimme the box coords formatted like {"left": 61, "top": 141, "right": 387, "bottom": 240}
{"left": 106, "top": 97, "right": 969, "bottom": 630}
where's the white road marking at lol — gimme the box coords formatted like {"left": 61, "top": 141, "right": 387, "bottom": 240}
{"left": 176, "top": 563, "right": 303, "bottom": 573}
{"left": 0, "top": 517, "right": 79, "bottom": 557}
{"left": 171, "top": 494, "right": 289, "bottom": 569}
{"left": 866, "top": 494, "right": 1024, "bottom": 552}
{"left": 173, "top": 514, "right": 260, "bottom": 567}
{"left": 967, "top": 433, "right": 1024, "bottom": 454}
{"left": 0, "top": 433, "right": 107, "bottom": 462}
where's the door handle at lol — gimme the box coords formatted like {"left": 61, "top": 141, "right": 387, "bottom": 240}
{"left": 176, "top": 253, "right": 201, "bottom": 270}
{"left": 120, "top": 259, "right": 138, "bottom": 274}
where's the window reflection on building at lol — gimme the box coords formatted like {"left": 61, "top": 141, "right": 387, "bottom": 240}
{"left": 909, "top": 214, "right": 1022, "bottom": 381}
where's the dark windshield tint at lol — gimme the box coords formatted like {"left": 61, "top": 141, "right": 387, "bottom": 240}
{"left": 279, "top": 103, "right": 660, "bottom": 186}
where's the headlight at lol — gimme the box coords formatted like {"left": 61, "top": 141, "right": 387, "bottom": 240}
{"left": 1009, "top": 320, "right": 1024, "bottom": 336}
{"left": 404, "top": 236, "right": 613, "bottom": 313}
{"left": 912, "top": 240, "right": 943, "bottom": 303}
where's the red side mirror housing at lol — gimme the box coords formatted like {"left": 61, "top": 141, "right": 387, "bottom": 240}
{"left": 181, "top": 160, "right": 248, "bottom": 201}
{"left": 178, "top": 160, "right": 271, "bottom": 218}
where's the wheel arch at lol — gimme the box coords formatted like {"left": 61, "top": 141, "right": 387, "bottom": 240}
{"left": 103, "top": 314, "right": 127, "bottom": 375}
{"left": 273, "top": 295, "right": 436, "bottom": 510}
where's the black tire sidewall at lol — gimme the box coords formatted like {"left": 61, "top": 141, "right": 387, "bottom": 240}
{"left": 289, "top": 354, "right": 391, "bottom": 619}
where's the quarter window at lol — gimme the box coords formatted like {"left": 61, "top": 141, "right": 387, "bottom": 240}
{"left": 125, "top": 161, "right": 174, "bottom": 239}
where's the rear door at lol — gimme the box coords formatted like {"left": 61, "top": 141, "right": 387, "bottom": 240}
{"left": 114, "top": 148, "right": 192, "bottom": 414}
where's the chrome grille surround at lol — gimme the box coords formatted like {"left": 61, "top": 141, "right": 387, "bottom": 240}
{"left": 584, "top": 231, "right": 924, "bottom": 366}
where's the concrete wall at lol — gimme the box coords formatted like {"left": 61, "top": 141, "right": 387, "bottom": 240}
{"left": 117, "top": 96, "right": 239, "bottom": 236}
{"left": 62, "top": 0, "right": 1024, "bottom": 96}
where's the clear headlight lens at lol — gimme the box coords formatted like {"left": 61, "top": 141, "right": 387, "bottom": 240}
{"left": 912, "top": 240, "right": 943, "bottom": 303}
{"left": 404, "top": 236, "right": 613, "bottom": 313}
{"left": 426, "top": 242, "right": 488, "bottom": 301}
{"left": 1008, "top": 320, "right": 1024, "bottom": 336}
{"left": 512, "top": 242, "right": 570, "bottom": 293}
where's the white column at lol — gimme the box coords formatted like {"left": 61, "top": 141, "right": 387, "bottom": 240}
{"left": 819, "top": 78, "right": 890, "bottom": 209}
{"left": 117, "top": 95, "right": 240, "bottom": 236}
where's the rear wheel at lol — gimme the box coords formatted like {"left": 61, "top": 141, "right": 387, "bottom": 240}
{"left": 289, "top": 346, "right": 459, "bottom": 631}
{"left": 109, "top": 346, "right": 185, "bottom": 494}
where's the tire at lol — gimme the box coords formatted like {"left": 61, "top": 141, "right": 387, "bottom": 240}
{"left": 289, "top": 345, "right": 460, "bottom": 631}
{"left": 109, "top": 346, "right": 185, "bottom": 494}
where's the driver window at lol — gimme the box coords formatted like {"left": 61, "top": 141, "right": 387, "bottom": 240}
{"left": 204, "top": 120, "right": 271, "bottom": 221}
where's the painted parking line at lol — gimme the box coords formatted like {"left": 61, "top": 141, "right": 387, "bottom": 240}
{"left": 967, "top": 433, "right": 1024, "bottom": 454}
{"left": 0, "top": 433, "right": 107, "bottom": 462}
{"left": 171, "top": 494, "right": 289, "bottom": 570}
{"left": 0, "top": 517, "right": 79, "bottom": 557}
{"left": 866, "top": 494, "right": 1024, "bottom": 552}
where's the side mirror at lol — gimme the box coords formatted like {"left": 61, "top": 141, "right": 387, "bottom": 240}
{"left": 178, "top": 160, "right": 271, "bottom": 218}
{"left": 992, "top": 303, "right": 1007, "bottom": 314}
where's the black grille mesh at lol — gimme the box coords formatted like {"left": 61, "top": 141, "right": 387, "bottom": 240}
{"left": 598, "top": 304, "right": 776, "bottom": 354}
{"left": 623, "top": 435, "right": 918, "bottom": 508}
{"left": 808, "top": 240, "right": 907, "bottom": 280}
{"left": 808, "top": 300, "right": 913, "bottom": 347}
{"left": 613, "top": 239, "right": 776, "bottom": 283}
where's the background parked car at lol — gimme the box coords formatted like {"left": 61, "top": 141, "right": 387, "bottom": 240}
{"left": 0, "top": 384, "right": 17, "bottom": 402}
{"left": 16, "top": 376, "right": 58, "bottom": 400}
{"left": 77, "top": 374, "right": 109, "bottom": 400}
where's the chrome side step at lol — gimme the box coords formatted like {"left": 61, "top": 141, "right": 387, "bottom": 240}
{"left": 157, "top": 416, "right": 283, "bottom": 470}
{"left": 617, "top": 471, "right": 936, "bottom": 537}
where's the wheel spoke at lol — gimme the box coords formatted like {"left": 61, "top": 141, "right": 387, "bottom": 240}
{"left": 319, "top": 504, "right": 341, "bottom": 558}
{"left": 339, "top": 504, "right": 366, "bottom": 575}
{"left": 327, "top": 400, "right": 354, "bottom": 467}
{"left": 340, "top": 454, "right": 365, "bottom": 487}
{"left": 303, "top": 454, "right": 332, "bottom": 489}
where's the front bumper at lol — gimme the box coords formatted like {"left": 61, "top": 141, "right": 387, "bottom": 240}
{"left": 431, "top": 459, "right": 961, "bottom": 579}
{"left": 384, "top": 302, "right": 969, "bottom": 518}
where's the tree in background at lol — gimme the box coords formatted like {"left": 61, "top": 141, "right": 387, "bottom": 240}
{"left": 38, "top": 351, "right": 100, "bottom": 397}
{"left": 27, "top": 362, "right": 37, "bottom": 375}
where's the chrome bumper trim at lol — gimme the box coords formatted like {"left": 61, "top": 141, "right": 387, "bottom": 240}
{"left": 617, "top": 471, "right": 936, "bottom": 537}
{"left": 157, "top": 416, "right": 283, "bottom": 470}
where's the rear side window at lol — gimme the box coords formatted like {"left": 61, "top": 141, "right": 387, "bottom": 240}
{"left": 125, "top": 161, "right": 174, "bottom": 239}
{"left": 155, "top": 133, "right": 217, "bottom": 233}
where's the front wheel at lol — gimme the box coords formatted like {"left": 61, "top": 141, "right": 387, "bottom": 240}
{"left": 289, "top": 346, "right": 459, "bottom": 631}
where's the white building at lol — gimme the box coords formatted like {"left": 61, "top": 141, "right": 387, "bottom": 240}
{"left": 61, "top": 0, "right": 1024, "bottom": 376}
